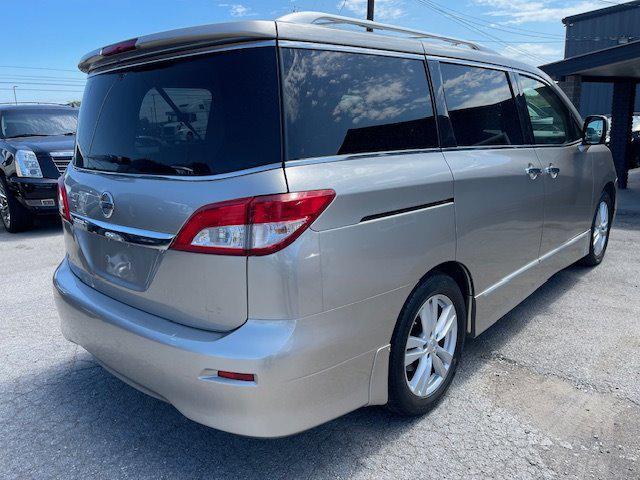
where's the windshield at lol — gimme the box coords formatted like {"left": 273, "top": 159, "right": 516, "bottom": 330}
{"left": 0, "top": 109, "right": 77, "bottom": 138}
{"left": 75, "top": 46, "right": 281, "bottom": 176}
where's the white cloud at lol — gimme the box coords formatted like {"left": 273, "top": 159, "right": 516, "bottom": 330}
{"left": 338, "top": 0, "right": 406, "bottom": 21}
{"left": 218, "top": 3, "right": 252, "bottom": 17}
{"left": 501, "top": 43, "right": 563, "bottom": 65}
{"left": 472, "top": 0, "right": 596, "bottom": 24}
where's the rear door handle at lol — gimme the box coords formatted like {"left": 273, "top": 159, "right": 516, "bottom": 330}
{"left": 526, "top": 164, "right": 542, "bottom": 180}
{"left": 545, "top": 164, "right": 560, "bottom": 178}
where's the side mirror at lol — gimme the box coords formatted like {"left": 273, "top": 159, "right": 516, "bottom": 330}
{"left": 582, "top": 115, "right": 608, "bottom": 145}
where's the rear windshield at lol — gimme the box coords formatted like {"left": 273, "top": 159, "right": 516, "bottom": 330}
{"left": 75, "top": 47, "right": 281, "bottom": 176}
{"left": 0, "top": 109, "right": 77, "bottom": 139}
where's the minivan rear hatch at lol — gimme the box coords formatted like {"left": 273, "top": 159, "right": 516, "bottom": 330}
{"left": 63, "top": 45, "right": 285, "bottom": 332}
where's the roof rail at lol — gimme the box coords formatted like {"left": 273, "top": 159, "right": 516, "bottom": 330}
{"left": 277, "top": 11, "right": 488, "bottom": 52}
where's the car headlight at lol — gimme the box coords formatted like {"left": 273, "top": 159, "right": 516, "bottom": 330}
{"left": 15, "top": 149, "right": 43, "bottom": 178}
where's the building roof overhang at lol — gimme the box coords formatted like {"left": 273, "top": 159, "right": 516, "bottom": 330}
{"left": 541, "top": 40, "right": 640, "bottom": 82}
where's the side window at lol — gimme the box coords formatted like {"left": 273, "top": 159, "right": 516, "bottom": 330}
{"left": 281, "top": 48, "right": 438, "bottom": 160}
{"left": 439, "top": 63, "right": 523, "bottom": 147}
{"left": 519, "top": 76, "right": 581, "bottom": 145}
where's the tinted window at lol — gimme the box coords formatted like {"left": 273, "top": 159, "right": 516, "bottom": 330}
{"left": 520, "top": 76, "right": 581, "bottom": 145}
{"left": 440, "top": 63, "right": 523, "bottom": 146}
{"left": 281, "top": 49, "right": 438, "bottom": 160}
{"left": 75, "top": 47, "right": 281, "bottom": 176}
{"left": 75, "top": 74, "right": 116, "bottom": 164}
{"left": 0, "top": 109, "right": 77, "bottom": 138}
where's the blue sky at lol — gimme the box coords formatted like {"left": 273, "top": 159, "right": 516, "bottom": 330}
{"left": 0, "top": 0, "right": 614, "bottom": 104}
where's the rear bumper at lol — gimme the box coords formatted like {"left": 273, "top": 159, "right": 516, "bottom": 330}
{"left": 7, "top": 176, "right": 58, "bottom": 215}
{"left": 53, "top": 257, "right": 379, "bottom": 437}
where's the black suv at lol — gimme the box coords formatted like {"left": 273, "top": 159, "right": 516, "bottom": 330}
{"left": 0, "top": 104, "right": 78, "bottom": 232}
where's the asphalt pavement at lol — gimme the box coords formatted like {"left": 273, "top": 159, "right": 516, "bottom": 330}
{"left": 1, "top": 172, "right": 639, "bottom": 480}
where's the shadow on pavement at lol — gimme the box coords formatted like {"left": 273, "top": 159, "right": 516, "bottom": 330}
{"left": 2, "top": 260, "right": 589, "bottom": 478}
{"left": 0, "top": 215, "right": 61, "bottom": 239}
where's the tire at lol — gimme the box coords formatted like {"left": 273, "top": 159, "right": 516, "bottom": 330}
{"left": 388, "top": 274, "right": 466, "bottom": 416}
{"left": 580, "top": 190, "right": 613, "bottom": 267}
{"left": 0, "top": 176, "right": 34, "bottom": 233}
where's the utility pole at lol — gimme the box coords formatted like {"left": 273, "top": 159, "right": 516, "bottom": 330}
{"left": 366, "top": 0, "right": 374, "bottom": 31}
{"left": 12, "top": 86, "right": 17, "bottom": 105}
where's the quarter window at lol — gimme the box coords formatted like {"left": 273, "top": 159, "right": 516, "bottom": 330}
{"left": 440, "top": 63, "right": 523, "bottom": 147}
{"left": 519, "top": 76, "right": 581, "bottom": 145}
{"left": 281, "top": 48, "right": 438, "bottom": 160}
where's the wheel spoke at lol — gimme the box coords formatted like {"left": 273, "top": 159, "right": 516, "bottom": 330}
{"left": 434, "top": 304, "right": 456, "bottom": 341}
{"left": 432, "top": 352, "right": 448, "bottom": 378}
{"left": 435, "top": 345, "right": 453, "bottom": 365}
{"left": 419, "top": 300, "right": 436, "bottom": 337}
{"left": 599, "top": 202, "right": 608, "bottom": 228}
{"left": 410, "top": 355, "right": 432, "bottom": 395}
{"left": 404, "top": 348, "right": 424, "bottom": 366}
{"left": 406, "top": 336, "right": 426, "bottom": 350}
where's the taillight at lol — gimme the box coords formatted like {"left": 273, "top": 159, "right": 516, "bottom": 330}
{"left": 57, "top": 176, "right": 71, "bottom": 222}
{"left": 171, "top": 190, "right": 335, "bottom": 256}
{"left": 101, "top": 38, "right": 137, "bottom": 57}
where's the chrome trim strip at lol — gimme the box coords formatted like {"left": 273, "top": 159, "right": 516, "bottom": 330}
{"left": 71, "top": 213, "right": 174, "bottom": 249}
{"left": 538, "top": 230, "right": 589, "bottom": 263}
{"left": 50, "top": 151, "right": 74, "bottom": 158}
{"left": 89, "top": 40, "right": 276, "bottom": 76}
{"left": 476, "top": 230, "right": 590, "bottom": 299}
{"left": 426, "top": 55, "right": 513, "bottom": 72}
{"left": 360, "top": 198, "right": 454, "bottom": 223}
{"left": 70, "top": 162, "right": 283, "bottom": 182}
{"left": 278, "top": 40, "right": 426, "bottom": 60}
{"left": 285, "top": 148, "right": 441, "bottom": 168}
{"left": 441, "top": 139, "right": 584, "bottom": 152}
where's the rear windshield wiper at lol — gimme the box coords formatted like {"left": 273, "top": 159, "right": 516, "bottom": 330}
{"left": 155, "top": 87, "right": 203, "bottom": 141}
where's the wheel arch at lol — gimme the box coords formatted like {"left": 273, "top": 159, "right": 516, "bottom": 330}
{"left": 415, "top": 261, "right": 476, "bottom": 336}
{"left": 603, "top": 181, "right": 616, "bottom": 208}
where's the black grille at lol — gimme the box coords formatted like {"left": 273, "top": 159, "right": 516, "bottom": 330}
{"left": 52, "top": 156, "right": 72, "bottom": 173}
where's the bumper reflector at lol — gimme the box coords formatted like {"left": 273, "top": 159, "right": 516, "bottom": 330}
{"left": 217, "top": 371, "right": 255, "bottom": 382}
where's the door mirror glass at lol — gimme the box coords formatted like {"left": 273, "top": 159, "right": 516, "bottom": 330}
{"left": 583, "top": 115, "right": 607, "bottom": 145}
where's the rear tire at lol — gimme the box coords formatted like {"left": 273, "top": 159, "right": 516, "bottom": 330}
{"left": 388, "top": 274, "right": 466, "bottom": 416}
{"left": 0, "top": 176, "right": 34, "bottom": 233}
{"left": 580, "top": 191, "right": 613, "bottom": 267}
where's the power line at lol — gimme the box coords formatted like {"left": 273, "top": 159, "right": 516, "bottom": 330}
{"left": 0, "top": 73, "right": 86, "bottom": 82}
{"left": 0, "top": 65, "right": 83, "bottom": 74}
{"left": 0, "top": 81, "right": 86, "bottom": 87}
{"left": 0, "top": 88, "right": 84, "bottom": 93}
{"left": 416, "top": 0, "right": 563, "bottom": 39}
{"left": 414, "top": 0, "right": 548, "bottom": 63}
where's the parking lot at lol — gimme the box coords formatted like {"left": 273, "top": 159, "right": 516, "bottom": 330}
{"left": 1, "top": 173, "right": 639, "bottom": 480}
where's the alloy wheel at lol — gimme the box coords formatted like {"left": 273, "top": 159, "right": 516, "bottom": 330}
{"left": 592, "top": 200, "right": 609, "bottom": 257}
{"left": 404, "top": 294, "right": 458, "bottom": 398}
{"left": 0, "top": 181, "right": 10, "bottom": 227}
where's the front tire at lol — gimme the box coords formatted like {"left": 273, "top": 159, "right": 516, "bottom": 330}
{"left": 388, "top": 274, "right": 466, "bottom": 416}
{"left": 580, "top": 191, "right": 613, "bottom": 267}
{"left": 0, "top": 176, "right": 33, "bottom": 233}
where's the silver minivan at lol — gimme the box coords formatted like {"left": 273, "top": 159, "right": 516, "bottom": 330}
{"left": 53, "top": 12, "right": 617, "bottom": 437}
